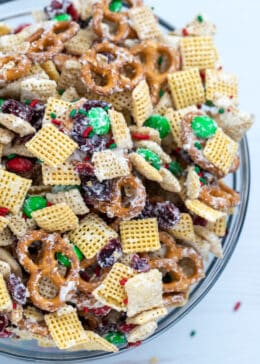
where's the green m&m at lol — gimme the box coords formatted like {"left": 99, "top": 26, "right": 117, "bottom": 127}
{"left": 109, "top": 0, "right": 123, "bottom": 12}
{"left": 144, "top": 114, "right": 171, "bottom": 138}
{"left": 23, "top": 196, "right": 47, "bottom": 218}
{"left": 168, "top": 161, "right": 183, "bottom": 177}
{"left": 104, "top": 331, "right": 127, "bottom": 346}
{"left": 87, "top": 107, "right": 110, "bottom": 135}
{"left": 137, "top": 148, "right": 162, "bottom": 170}
{"left": 53, "top": 13, "right": 71, "bottom": 21}
{"left": 191, "top": 115, "right": 217, "bottom": 139}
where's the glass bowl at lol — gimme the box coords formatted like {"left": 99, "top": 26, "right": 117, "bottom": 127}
{"left": 0, "top": 1, "right": 251, "bottom": 362}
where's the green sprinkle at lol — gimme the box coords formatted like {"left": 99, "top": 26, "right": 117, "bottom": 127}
{"left": 197, "top": 15, "right": 203, "bottom": 23}
{"left": 56, "top": 252, "right": 71, "bottom": 268}
{"left": 88, "top": 131, "right": 95, "bottom": 138}
{"left": 25, "top": 99, "right": 31, "bottom": 105}
{"left": 144, "top": 114, "right": 171, "bottom": 138}
{"left": 157, "top": 55, "right": 163, "bottom": 66}
{"left": 218, "top": 108, "right": 225, "bottom": 114}
{"left": 53, "top": 13, "right": 71, "bottom": 21}
{"left": 190, "top": 330, "right": 196, "bottom": 337}
{"left": 159, "top": 89, "right": 165, "bottom": 98}
{"left": 109, "top": 143, "right": 117, "bottom": 149}
{"left": 194, "top": 166, "right": 200, "bottom": 174}
{"left": 194, "top": 141, "right": 202, "bottom": 150}
{"left": 199, "top": 177, "right": 207, "bottom": 185}
{"left": 78, "top": 109, "right": 89, "bottom": 116}
{"left": 168, "top": 161, "right": 183, "bottom": 177}
{"left": 70, "top": 109, "right": 77, "bottom": 118}
{"left": 58, "top": 89, "right": 65, "bottom": 95}
{"left": 72, "top": 98, "right": 80, "bottom": 103}
{"left": 191, "top": 115, "right": 217, "bottom": 139}
{"left": 137, "top": 148, "right": 162, "bottom": 170}
{"left": 6, "top": 154, "right": 17, "bottom": 160}
{"left": 205, "top": 100, "right": 214, "bottom": 107}
{"left": 0, "top": 99, "right": 4, "bottom": 108}
{"left": 37, "top": 159, "right": 43, "bottom": 164}
{"left": 109, "top": 0, "right": 123, "bottom": 12}
{"left": 104, "top": 331, "right": 127, "bottom": 346}
{"left": 50, "top": 112, "right": 56, "bottom": 119}
{"left": 104, "top": 105, "right": 110, "bottom": 111}
{"left": 73, "top": 245, "right": 84, "bottom": 261}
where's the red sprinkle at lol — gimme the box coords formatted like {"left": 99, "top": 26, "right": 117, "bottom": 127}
{"left": 200, "top": 71, "right": 206, "bottom": 82}
{"left": 128, "top": 341, "right": 142, "bottom": 348}
{"left": 0, "top": 207, "right": 9, "bottom": 217}
{"left": 22, "top": 213, "right": 28, "bottom": 220}
{"left": 13, "top": 302, "right": 17, "bottom": 309}
{"left": 198, "top": 172, "right": 203, "bottom": 177}
{"left": 84, "top": 156, "right": 91, "bottom": 161}
{"left": 51, "top": 119, "right": 62, "bottom": 126}
{"left": 14, "top": 23, "right": 31, "bottom": 34}
{"left": 132, "top": 133, "right": 150, "bottom": 140}
{"left": 175, "top": 147, "right": 181, "bottom": 153}
{"left": 119, "top": 278, "right": 128, "bottom": 286}
{"left": 91, "top": 305, "right": 111, "bottom": 316}
{"left": 29, "top": 99, "right": 39, "bottom": 108}
{"left": 233, "top": 301, "right": 241, "bottom": 312}
{"left": 82, "top": 126, "right": 93, "bottom": 138}
{"left": 106, "top": 138, "right": 115, "bottom": 148}
{"left": 94, "top": 266, "right": 101, "bottom": 277}
{"left": 182, "top": 28, "right": 189, "bottom": 36}
{"left": 83, "top": 307, "right": 89, "bottom": 313}
{"left": 123, "top": 298, "right": 128, "bottom": 305}
{"left": 47, "top": 202, "right": 53, "bottom": 207}
{"left": 164, "top": 163, "right": 170, "bottom": 169}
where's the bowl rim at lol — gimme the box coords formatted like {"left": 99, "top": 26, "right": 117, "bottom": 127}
{"left": 0, "top": 5, "right": 251, "bottom": 362}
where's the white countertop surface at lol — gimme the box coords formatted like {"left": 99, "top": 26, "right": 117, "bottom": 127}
{"left": 1, "top": 0, "right": 260, "bottom": 363}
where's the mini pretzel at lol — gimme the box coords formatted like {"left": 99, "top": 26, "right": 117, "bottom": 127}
{"left": 181, "top": 111, "right": 238, "bottom": 178}
{"left": 132, "top": 40, "right": 180, "bottom": 103}
{"left": 81, "top": 42, "right": 144, "bottom": 95}
{"left": 95, "top": 175, "right": 146, "bottom": 219}
{"left": 51, "top": 21, "right": 79, "bottom": 42}
{"left": 27, "top": 29, "right": 63, "bottom": 63}
{"left": 17, "top": 230, "right": 79, "bottom": 312}
{"left": 199, "top": 180, "right": 240, "bottom": 211}
{"left": 78, "top": 257, "right": 110, "bottom": 294}
{"left": 92, "top": 0, "right": 142, "bottom": 43}
{"left": 147, "top": 232, "right": 204, "bottom": 293}
{"left": 0, "top": 55, "right": 31, "bottom": 83}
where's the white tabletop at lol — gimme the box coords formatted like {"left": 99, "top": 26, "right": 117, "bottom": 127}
{"left": 1, "top": 0, "right": 260, "bottom": 363}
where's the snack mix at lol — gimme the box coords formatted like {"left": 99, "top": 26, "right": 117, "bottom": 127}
{"left": 0, "top": 0, "right": 253, "bottom": 352}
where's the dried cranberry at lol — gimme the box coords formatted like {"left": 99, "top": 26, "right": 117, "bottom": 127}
{"left": 140, "top": 201, "right": 180, "bottom": 230}
{"left": 193, "top": 216, "right": 208, "bottom": 227}
{"left": 82, "top": 177, "right": 113, "bottom": 204}
{"left": 6, "top": 157, "right": 34, "bottom": 173}
{"left": 51, "top": 0, "right": 63, "bottom": 9}
{"left": 97, "top": 238, "right": 122, "bottom": 268}
{"left": 7, "top": 273, "right": 27, "bottom": 305}
{"left": 79, "top": 271, "right": 90, "bottom": 282}
{"left": 127, "top": 341, "right": 142, "bottom": 348}
{"left": 0, "top": 330, "right": 12, "bottom": 338}
{"left": 75, "top": 161, "right": 95, "bottom": 177}
{"left": 0, "top": 315, "right": 8, "bottom": 332}
{"left": 66, "top": 3, "right": 79, "bottom": 20}
{"left": 130, "top": 254, "right": 150, "bottom": 273}
{"left": 81, "top": 100, "right": 111, "bottom": 112}
{"left": 70, "top": 114, "right": 90, "bottom": 145}
{"left": 80, "top": 135, "right": 109, "bottom": 155}
{"left": 118, "top": 323, "right": 136, "bottom": 333}
{"left": 2, "top": 100, "right": 34, "bottom": 123}
{"left": 91, "top": 306, "right": 111, "bottom": 317}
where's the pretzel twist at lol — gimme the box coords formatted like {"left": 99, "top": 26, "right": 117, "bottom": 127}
{"left": 0, "top": 55, "right": 31, "bottom": 83}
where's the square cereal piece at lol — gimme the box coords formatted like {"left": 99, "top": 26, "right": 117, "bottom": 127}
{"left": 42, "top": 97, "right": 72, "bottom": 125}
{"left": 180, "top": 36, "right": 218, "bottom": 70}
{"left": 0, "top": 170, "right": 31, "bottom": 214}
{"left": 8, "top": 212, "right": 36, "bottom": 238}
{"left": 130, "top": 152, "right": 162, "bottom": 183}
{"left": 132, "top": 80, "right": 153, "bottom": 127}
{"left": 125, "top": 269, "right": 163, "bottom": 317}
{"left": 20, "top": 79, "right": 57, "bottom": 104}
{"left": 46, "top": 189, "right": 89, "bottom": 215}
{"left": 185, "top": 199, "right": 226, "bottom": 223}
{"left": 42, "top": 163, "right": 80, "bottom": 185}
{"left": 0, "top": 127, "right": 14, "bottom": 145}
{"left": 194, "top": 225, "right": 223, "bottom": 258}
{"left": 68, "top": 331, "right": 118, "bottom": 352}
{"left": 93, "top": 263, "right": 135, "bottom": 311}
{"left": 127, "top": 321, "right": 157, "bottom": 343}
{"left": 65, "top": 29, "right": 96, "bottom": 56}
{"left": 103, "top": 90, "right": 132, "bottom": 112}
{"left": 0, "top": 217, "right": 8, "bottom": 233}
{"left": 41, "top": 60, "right": 60, "bottom": 82}
{"left": 203, "top": 129, "right": 238, "bottom": 175}
{"left": 25, "top": 124, "right": 77, "bottom": 167}
{"left": 205, "top": 69, "right": 238, "bottom": 101}
{"left": 32, "top": 203, "right": 78, "bottom": 232}
{"left": 126, "top": 306, "right": 167, "bottom": 325}
{"left": 0, "top": 273, "right": 12, "bottom": 311}
{"left": 120, "top": 218, "right": 160, "bottom": 253}
{"left": 109, "top": 110, "right": 133, "bottom": 149}
{"left": 159, "top": 167, "right": 181, "bottom": 193}
{"left": 168, "top": 68, "right": 205, "bottom": 110}
{"left": 69, "top": 213, "right": 118, "bottom": 259}
{"left": 169, "top": 213, "right": 195, "bottom": 242}
{"left": 207, "top": 216, "right": 227, "bottom": 237}
{"left": 0, "top": 113, "right": 35, "bottom": 137}
{"left": 154, "top": 92, "right": 173, "bottom": 116}
{"left": 0, "top": 260, "right": 11, "bottom": 278}
{"left": 128, "top": 5, "right": 161, "bottom": 40}
{"left": 165, "top": 106, "right": 198, "bottom": 147}
{"left": 186, "top": 166, "right": 201, "bottom": 199}
{"left": 92, "top": 150, "right": 130, "bottom": 181}
{"left": 45, "top": 306, "right": 86, "bottom": 350}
